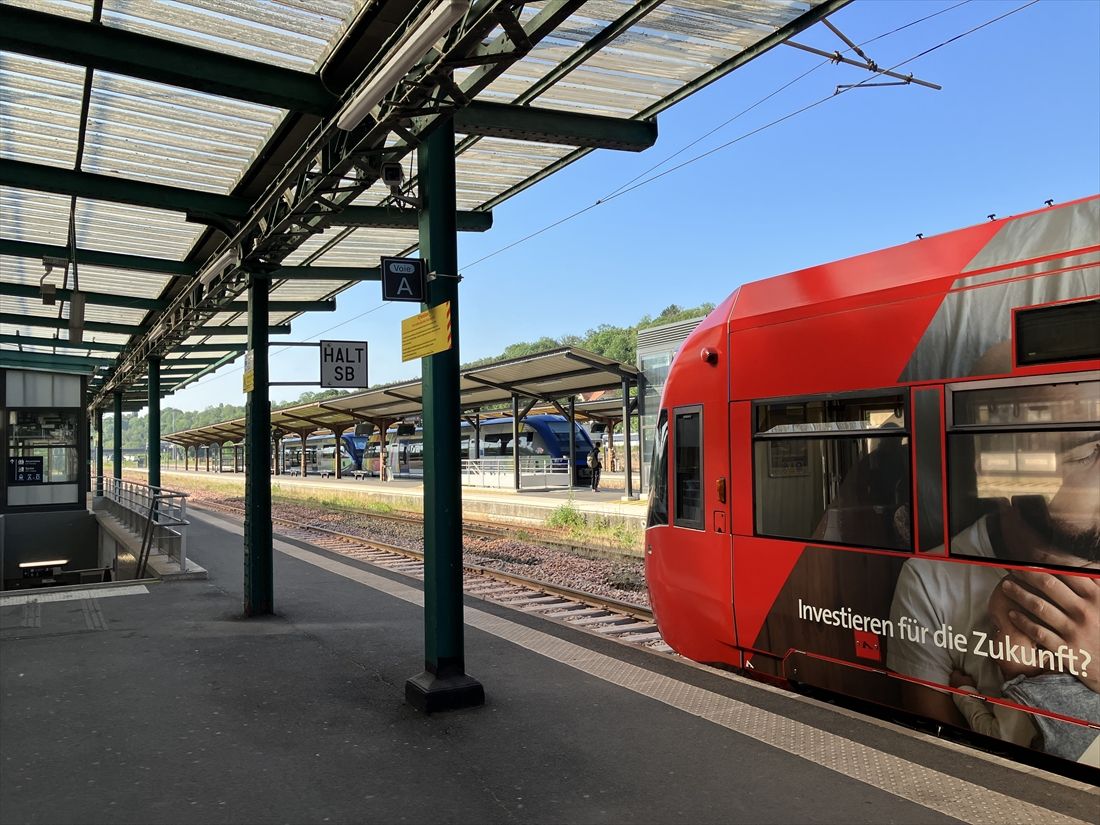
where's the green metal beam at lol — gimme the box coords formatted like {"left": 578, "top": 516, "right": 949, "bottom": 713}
{"left": 330, "top": 207, "right": 492, "bottom": 232}
{"left": 0, "top": 159, "right": 250, "bottom": 218}
{"left": 177, "top": 343, "right": 250, "bottom": 354}
{"left": 1, "top": 313, "right": 143, "bottom": 336}
{"left": 0, "top": 240, "right": 198, "bottom": 276}
{"left": 160, "top": 358, "right": 236, "bottom": 367}
{"left": 0, "top": 333, "right": 125, "bottom": 352}
{"left": 193, "top": 323, "right": 290, "bottom": 336}
{"left": 453, "top": 102, "right": 656, "bottom": 151}
{"left": 1, "top": 313, "right": 288, "bottom": 336}
{"left": 261, "top": 266, "right": 382, "bottom": 281}
{"left": 0, "top": 350, "right": 110, "bottom": 373}
{"left": 0, "top": 5, "right": 338, "bottom": 116}
{"left": 0, "top": 282, "right": 162, "bottom": 311}
{"left": 224, "top": 299, "right": 336, "bottom": 312}
{"left": 169, "top": 350, "right": 243, "bottom": 392}
{"left": 0, "top": 280, "right": 333, "bottom": 313}
{"left": 77, "top": 341, "right": 244, "bottom": 357}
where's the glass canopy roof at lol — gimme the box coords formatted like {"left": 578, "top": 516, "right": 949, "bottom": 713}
{"left": 0, "top": 0, "right": 836, "bottom": 398}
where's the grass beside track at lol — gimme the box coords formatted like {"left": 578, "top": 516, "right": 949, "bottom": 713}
{"left": 124, "top": 472, "right": 643, "bottom": 552}
{"left": 544, "top": 501, "right": 642, "bottom": 550}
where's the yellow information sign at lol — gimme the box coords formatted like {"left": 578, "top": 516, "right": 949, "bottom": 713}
{"left": 401, "top": 301, "right": 452, "bottom": 362}
{"left": 242, "top": 349, "right": 255, "bottom": 393}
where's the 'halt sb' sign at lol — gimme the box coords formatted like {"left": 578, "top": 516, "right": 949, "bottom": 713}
{"left": 320, "top": 340, "right": 368, "bottom": 388}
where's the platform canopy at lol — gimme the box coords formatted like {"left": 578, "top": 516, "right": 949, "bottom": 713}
{"left": 1, "top": 0, "right": 846, "bottom": 408}
{"left": 164, "top": 345, "right": 638, "bottom": 446}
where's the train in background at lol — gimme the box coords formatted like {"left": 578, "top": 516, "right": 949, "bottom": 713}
{"left": 281, "top": 414, "right": 597, "bottom": 483}
{"left": 280, "top": 432, "right": 367, "bottom": 476}
{"left": 365, "top": 414, "right": 596, "bottom": 483}
{"left": 645, "top": 195, "right": 1100, "bottom": 767}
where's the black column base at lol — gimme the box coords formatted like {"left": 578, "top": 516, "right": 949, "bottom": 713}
{"left": 405, "top": 670, "right": 485, "bottom": 714}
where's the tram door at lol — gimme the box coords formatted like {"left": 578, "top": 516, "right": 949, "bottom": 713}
{"left": 667, "top": 402, "right": 737, "bottom": 662}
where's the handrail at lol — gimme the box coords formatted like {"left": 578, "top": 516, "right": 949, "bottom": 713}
{"left": 460, "top": 456, "right": 570, "bottom": 490}
{"left": 96, "top": 476, "right": 190, "bottom": 576}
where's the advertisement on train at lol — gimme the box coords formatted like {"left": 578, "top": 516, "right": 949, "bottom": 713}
{"left": 738, "top": 377, "right": 1100, "bottom": 764}
{"left": 646, "top": 196, "right": 1100, "bottom": 768}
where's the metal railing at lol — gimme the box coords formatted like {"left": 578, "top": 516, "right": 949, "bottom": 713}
{"left": 460, "top": 457, "right": 571, "bottom": 490}
{"left": 97, "top": 477, "right": 189, "bottom": 577}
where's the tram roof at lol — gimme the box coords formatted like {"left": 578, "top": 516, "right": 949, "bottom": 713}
{"left": 1, "top": 0, "right": 844, "bottom": 408}
{"left": 165, "top": 345, "right": 638, "bottom": 445}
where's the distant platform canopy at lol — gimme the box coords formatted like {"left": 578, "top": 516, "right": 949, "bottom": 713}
{"left": 1, "top": 0, "right": 844, "bottom": 407}
{"left": 164, "top": 347, "right": 638, "bottom": 446}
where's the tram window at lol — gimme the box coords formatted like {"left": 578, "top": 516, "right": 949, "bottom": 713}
{"left": 674, "top": 407, "right": 703, "bottom": 530}
{"left": 757, "top": 393, "right": 905, "bottom": 433}
{"left": 1016, "top": 299, "right": 1100, "bottom": 366}
{"left": 947, "top": 378, "right": 1099, "bottom": 568}
{"left": 647, "top": 411, "right": 669, "bottom": 528}
{"left": 753, "top": 391, "right": 911, "bottom": 551}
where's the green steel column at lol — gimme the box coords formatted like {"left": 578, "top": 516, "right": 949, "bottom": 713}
{"left": 244, "top": 274, "right": 273, "bottom": 616}
{"left": 512, "top": 395, "right": 521, "bottom": 491}
{"left": 405, "top": 118, "right": 484, "bottom": 713}
{"left": 112, "top": 391, "right": 123, "bottom": 481}
{"left": 95, "top": 408, "right": 104, "bottom": 496}
{"left": 622, "top": 377, "right": 634, "bottom": 499}
{"left": 474, "top": 415, "right": 481, "bottom": 463}
{"left": 568, "top": 396, "right": 576, "bottom": 488}
{"left": 332, "top": 428, "right": 343, "bottom": 479}
{"left": 147, "top": 357, "right": 160, "bottom": 489}
{"left": 637, "top": 373, "right": 648, "bottom": 496}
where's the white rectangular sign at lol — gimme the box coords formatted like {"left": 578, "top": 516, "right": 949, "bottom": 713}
{"left": 320, "top": 340, "right": 368, "bottom": 388}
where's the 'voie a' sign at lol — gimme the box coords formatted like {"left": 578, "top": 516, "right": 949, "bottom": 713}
{"left": 320, "top": 341, "right": 368, "bottom": 388}
{"left": 381, "top": 256, "right": 426, "bottom": 302}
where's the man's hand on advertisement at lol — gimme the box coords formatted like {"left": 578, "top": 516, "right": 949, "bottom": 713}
{"left": 1003, "top": 572, "right": 1100, "bottom": 693}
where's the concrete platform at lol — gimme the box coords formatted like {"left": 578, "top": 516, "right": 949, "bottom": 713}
{"left": 1, "top": 510, "right": 1095, "bottom": 825}
{"left": 129, "top": 467, "right": 649, "bottom": 527}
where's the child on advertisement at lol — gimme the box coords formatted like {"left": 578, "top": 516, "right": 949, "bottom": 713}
{"left": 949, "top": 574, "right": 1100, "bottom": 764}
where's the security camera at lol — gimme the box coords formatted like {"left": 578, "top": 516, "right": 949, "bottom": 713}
{"left": 381, "top": 161, "right": 422, "bottom": 208}
{"left": 381, "top": 162, "right": 405, "bottom": 189}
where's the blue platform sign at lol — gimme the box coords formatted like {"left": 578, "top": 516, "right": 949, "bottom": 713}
{"left": 8, "top": 456, "right": 44, "bottom": 484}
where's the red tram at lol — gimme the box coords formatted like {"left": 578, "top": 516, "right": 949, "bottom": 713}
{"left": 645, "top": 195, "right": 1100, "bottom": 766}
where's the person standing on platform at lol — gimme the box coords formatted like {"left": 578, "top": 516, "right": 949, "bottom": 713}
{"left": 588, "top": 444, "right": 602, "bottom": 492}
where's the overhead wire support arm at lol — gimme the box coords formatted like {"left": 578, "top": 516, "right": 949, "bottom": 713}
{"left": 821, "top": 18, "right": 876, "bottom": 68}
{"left": 784, "top": 27, "right": 942, "bottom": 92}
{"left": 835, "top": 81, "right": 915, "bottom": 93}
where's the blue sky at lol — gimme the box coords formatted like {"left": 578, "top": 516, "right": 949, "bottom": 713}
{"left": 167, "top": 0, "right": 1100, "bottom": 413}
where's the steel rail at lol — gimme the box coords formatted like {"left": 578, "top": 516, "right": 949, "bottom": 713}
{"left": 192, "top": 500, "right": 653, "bottom": 623}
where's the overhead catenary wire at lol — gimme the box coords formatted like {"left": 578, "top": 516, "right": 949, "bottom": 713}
{"left": 462, "top": 0, "right": 1038, "bottom": 271}
{"left": 160, "top": 2, "right": 982, "bottom": 393}
{"left": 600, "top": 0, "right": 973, "bottom": 203}
{"left": 173, "top": 0, "right": 1040, "bottom": 398}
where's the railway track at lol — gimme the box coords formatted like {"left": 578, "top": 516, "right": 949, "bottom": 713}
{"left": 308, "top": 503, "right": 640, "bottom": 560}
{"left": 186, "top": 490, "right": 641, "bottom": 560}
{"left": 193, "top": 501, "right": 670, "bottom": 653}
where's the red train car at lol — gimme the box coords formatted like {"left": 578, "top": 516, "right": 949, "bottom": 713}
{"left": 645, "top": 195, "right": 1100, "bottom": 767}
